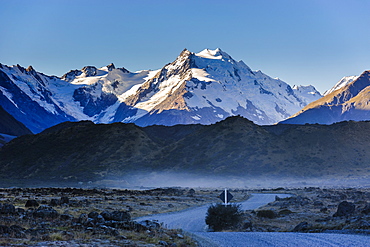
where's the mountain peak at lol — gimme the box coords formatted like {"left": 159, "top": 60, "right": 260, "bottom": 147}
{"left": 106, "top": 63, "right": 115, "bottom": 71}
{"left": 323, "top": 75, "right": 359, "bottom": 96}
{"left": 26, "top": 65, "right": 35, "bottom": 72}
{"left": 179, "top": 48, "right": 192, "bottom": 57}
{"left": 81, "top": 66, "right": 98, "bottom": 77}
{"left": 282, "top": 70, "right": 370, "bottom": 125}
{"left": 195, "top": 48, "right": 231, "bottom": 60}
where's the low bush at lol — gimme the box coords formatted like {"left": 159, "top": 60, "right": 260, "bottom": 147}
{"left": 256, "top": 209, "right": 278, "bottom": 219}
{"left": 205, "top": 203, "right": 243, "bottom": 231}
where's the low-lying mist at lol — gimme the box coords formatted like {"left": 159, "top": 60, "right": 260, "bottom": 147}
{"left": 97, "top": 172, "right": 370, "bottom": 189}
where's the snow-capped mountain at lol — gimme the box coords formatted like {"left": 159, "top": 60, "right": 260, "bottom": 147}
{"left": 281, "top": 70, "right": 370, "bottom": 125}
{"left": 110, "top": 48, "right": 322, "bottom": 126}
{"left": 323, "top": 75, "right": 359, "bottom": 96}
{"left": 0, "top": 48, "right": 322, "bottom": 133}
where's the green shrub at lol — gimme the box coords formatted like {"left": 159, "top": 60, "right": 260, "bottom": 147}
{"left": 205, "top": 203, "right": 243, "bottom": 231}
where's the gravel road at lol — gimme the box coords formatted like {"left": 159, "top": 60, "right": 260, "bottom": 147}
{"left": 137, "top": 193, "right": 370, "bottom": 246}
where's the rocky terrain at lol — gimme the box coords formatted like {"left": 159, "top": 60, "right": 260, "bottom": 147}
{"left": 0, "top": 187, "right": 249, "bottom": 246}
{"left": 0, "top": 186, "right": 369, "bottom": 246}
{"left": 245, "top": 187, "right": 370, "bottom": 234}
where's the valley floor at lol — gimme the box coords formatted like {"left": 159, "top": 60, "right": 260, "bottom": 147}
{"left": 0, "top": 186, "right": 369, "bottom": 246}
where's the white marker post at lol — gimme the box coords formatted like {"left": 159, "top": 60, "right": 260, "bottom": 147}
{"left": 219, "top": 189, "right": 233, "bottom": 205}
{"left": 224, "top": 188, "right": 228, "bottom": 206}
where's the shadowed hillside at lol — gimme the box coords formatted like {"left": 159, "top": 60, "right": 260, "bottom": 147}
{"left": 1, "top": 117, "right": 370, "bottom": 186}
{"left": 0, "top": 105, "right": 32, "bottom": 136}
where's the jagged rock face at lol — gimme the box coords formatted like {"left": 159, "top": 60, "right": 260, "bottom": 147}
{"left": 73, "top": 85, "right": 117, "bottom": 117}
{"left": 61, "top": 70, "right": 83, "bottom": 82}
{"left": 282, "top": 70, "right": 370, "bottom": 125}
{"left": 81, "top": 66, "right": 98, "bottom": 77}
{"left": 0, "top": 49, "right": 321, "bottom": 133}
{"left": 106, "top": 63, "right": 115, "bottom": 71}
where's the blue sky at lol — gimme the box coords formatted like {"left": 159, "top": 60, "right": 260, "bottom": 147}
{"left": 1, "top": 0, "right": 370, "bottom": 93}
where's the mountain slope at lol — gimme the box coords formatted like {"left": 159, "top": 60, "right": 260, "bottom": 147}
{"left": 0, "top": 64, "right": 78, "bottom": 133}
{"left": 0, "top": 49, "right": 321, "bottom": 132}
{"left": 323, "top": 75, "right": 359, "bottom": 96}
{"left": 282, "top": 70, "right": 370, "bottom": 125}
{"left": 1, "top": 117, "right": 370, "bottom": 186}
{"left": 0, "top": 105, "right": 32, "bottom": 136}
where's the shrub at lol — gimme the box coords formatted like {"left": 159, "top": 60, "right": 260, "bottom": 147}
{"left": 256, "top": 209, "right": 278, "bottom": 219}
{"left": 205, "top": 203, "right": 243, "bottom": 231}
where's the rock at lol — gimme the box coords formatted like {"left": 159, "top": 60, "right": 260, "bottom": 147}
{"left": 60, "top": 196, "right": 69, "bottom": 205}
{"left": 33, "top": 205, "right": 59, "bottom": 219}
{"left": 17, "top": 208, "right": 25, "bottom": 214}
{"left": 96, "top": 214, "right": 105, "bottom": 224}
{"left": 49, "top": 198, "right": 61, "bottom": 206}
{"left": 187, "top": 188, "right": 195, "bottom": 197}
{"left": 101, "top": 210, "right": 131, "bottom": 222}
{"left": 60, "top": 214, "right": 74, "bottom": 221}
{"left": 78, "top": 213, "right": 88, "bottom": 224}
{"left": 137, "top": 220, "right": 161, "bottom": 230}
{"left": 333, "top": 201, "right": 355, "bottom": 217}
{"left": 361, "top": 204, "right": 370, "bottom": 215}
{"left": 293, "top": 221, "right": 310, "bottom": 232}
{"left": 88, "top": 211, "right": 99, "bottom": 219}
{"left": 320, "top": 207, "right": 328, "bottom": 213}
{"left": 0, "top": 203, "right": 16, "bottom": 214}
{"left": 243, "top": 220, "right": 253, "bottom": 230}
{"left": 158, "top": 240, "right": 169, "bottom": 246}
{"left": 25, "top": 199, "right": 39, "bottom": 208}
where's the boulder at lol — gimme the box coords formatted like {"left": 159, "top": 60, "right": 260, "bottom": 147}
{"left": 78, "top": 213, "right": 88, "bottom": 224}
{"left": 293, "top": 222, "right": 310, "bottom": 232}
{"left": 49, "top": 198, "right": 61, "bottom": 206}
{"left": 187, "top": 188, "right": 195, "bottom": 197}
{"left": 33, "top": 205, "right": 59, "bottom": 219}
{"left": 25, "top": 199, "right": 39, "bottom": 208}
{"left": 88, "top": 211, "right": 99, "bottom": 219}
{"left": 333, "top": 201, "right": 355, "bottom": 217}
{"left": 136, "top": 220, "right": 161, "bottom": 230}
{"left": 101, "top": 210, "right": 131, "bottom": 222}
{"left": 60, "top": 196, "right": 69, "bottom": 205}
